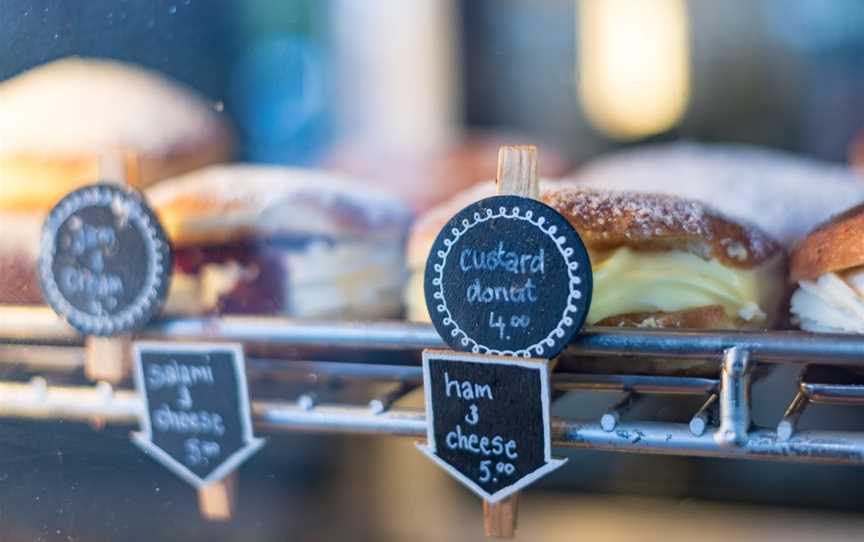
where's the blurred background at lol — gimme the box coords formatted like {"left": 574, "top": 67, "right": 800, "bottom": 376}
{"left": 4, "top": 0, "right": 864, "bottom": 540}
{"left": 6, "top": 0, "right": 864, "bottom": 193}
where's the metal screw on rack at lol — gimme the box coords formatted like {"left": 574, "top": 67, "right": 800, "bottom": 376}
{"left": 29, "top": 376, "right": 48, "bottom": 401}
{"left": 689, "top": 393, "right": 718, "bottom": 437}
{"left": 715, "top": 347, "right": 753, "bottom": 447}
{"left": 600, "top": 392, "right": 642, "bottom": 432}
{"left": 297, "top": 392, "right": 319, "bottom": 411}
{"left": 369, "top": 382, "right": 418, "bottom": 415}
{"left": 777, "top": 390, "right": 809, "bottom": 441}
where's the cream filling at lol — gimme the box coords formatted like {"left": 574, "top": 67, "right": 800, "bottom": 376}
{"left": 589, "top": 248, "right": 782, "bottom": 325}
{"left": 407, "top": 248, "right": 783, "bottom": 326}
{"left": 790, "top": 270, "right": 864, "bottom": 334}
{"left": 405, "top": 270, "right": 430, "bottom": 322}
{"left": 281, "top": 242, "right": 406, "bottom": 318}
{"left": 163, "top": 272, "right": 203, "bottom": 315}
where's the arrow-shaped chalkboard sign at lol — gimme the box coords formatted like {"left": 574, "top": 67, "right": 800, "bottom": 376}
{"left": 132, "top": 342, "right": 264, "bottom": 488}
{"left": 417, "top": 350, "right": 566, "bottom": 503}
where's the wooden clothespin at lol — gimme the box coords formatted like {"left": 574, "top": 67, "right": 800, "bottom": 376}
{"left": 480, "top": 145, "right": 539, "bottom": 538}
{"left": 418, "top": 145, "right": 582, "bottom": 539}
{"left": 198, "top": 472, "right": 237, "bottom": 521}
{"left": 132, "top": 343, "right": 264, "bottom": 523}
{"left": 83, "top": 153, "right": 138, "bottom": 384}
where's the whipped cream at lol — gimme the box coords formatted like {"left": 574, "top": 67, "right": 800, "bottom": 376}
{"left": 281, "top": 241, "right": 405, "bottom": 318}
{"left": 165, "top": 241, "right": 406, "bottom": 319}
{"left": 791, "top": 271, "right": 864, "bottom": 333}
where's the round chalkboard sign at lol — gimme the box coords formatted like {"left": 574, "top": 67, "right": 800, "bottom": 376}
{"left": 424, "top": 195, "right": 592, "bottom": 358}
{"left": 38, "top": 184, "right": 172, "bottom": 336}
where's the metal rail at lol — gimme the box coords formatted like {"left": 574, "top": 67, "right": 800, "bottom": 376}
{"left": 4, "top": 306, "right": 864, "bottom": 465}
{"left": 1, "top": 378, "right": 862, "bottom": 466}
{"left": 5, "top": 307, "right": 864, "bottom": 365}
{"left": 145, "top": 317, "right": 864, "bottom": 364}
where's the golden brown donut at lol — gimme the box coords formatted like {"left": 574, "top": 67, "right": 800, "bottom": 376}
{"left": 0, "top": 57, "right": 233, "bottom": 212}
{"left": 545, "top": 189, "right": 780, "bottom": 269}
{"left": 790, "top": 203, "right": 864, "bottom": 284}
{"left": 405, "top": 182, "right": 787, "bottom": 330}
{"left": 789, "top": 204, "right": 864, "bottom": 333}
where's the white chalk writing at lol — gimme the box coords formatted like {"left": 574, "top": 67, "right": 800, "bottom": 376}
{"left": 153, "top": 404, "right": 225, "bottom": 436}
{"left": 460, "top": 243, "right": 545, "bottom": 275}
{"left": 445, "top": 372, "right": 493, "bottom": 401}
{"left": 147, "top": 360, "right": 214, "bottom": 391}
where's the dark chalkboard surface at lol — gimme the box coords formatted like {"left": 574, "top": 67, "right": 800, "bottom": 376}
{"left": 38, "top": 184, "right": 172, "bottom": 336}
{"left": 132, "top": 342, "right": 264, "bottom": 488}
{"left": 417, "top": 350, "right": 566, "bottom": 502}
{"left": 424, "top": 195, "right": 591, "bottom": 359}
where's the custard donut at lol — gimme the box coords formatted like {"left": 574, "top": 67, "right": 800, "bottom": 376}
{"left": 406, "top": 182, "right": 786, "bottom": 329}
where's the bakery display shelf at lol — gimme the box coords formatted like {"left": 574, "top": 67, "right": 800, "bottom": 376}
{"left": 3, "top": 306, "right": 864, "bottom": 465}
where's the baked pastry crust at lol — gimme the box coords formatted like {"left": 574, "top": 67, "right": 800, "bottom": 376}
{"left": 790, "top": 203, "right": 864, "bottom": 283}
{"left": 596, "top": 305, "right": 745, "bottom": 329}
{"left": 545, "top": 189, "right": 781, "bottom": 269}
{"left": 0, "top": 57, "right": 232, "bottom": 211}
{"left": 571, "top": 142, "right": 864, "bottom": 249}
{"left": 147, "top": 165, "right": 412, "bottom": 247}
{"left": 408, "top": 183, "right": 783, "bottom": 269}
{"left": 144, "top": 165, "right": 412, "bottom": 318}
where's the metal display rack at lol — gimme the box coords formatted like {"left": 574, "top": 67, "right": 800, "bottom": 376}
{"left": 2, "top": 306, "right": 864, "bottom": 465}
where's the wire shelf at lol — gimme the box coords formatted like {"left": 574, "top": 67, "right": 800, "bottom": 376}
{"left": 2, "top": 306, "right": 864, "bottom": 465}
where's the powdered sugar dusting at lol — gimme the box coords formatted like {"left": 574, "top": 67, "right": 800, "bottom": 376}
{"left": 571, "top": 142, "right": 864, "bottom": 248}
{"left": 410, "top": 178, "right": 779, "bottom": 267}
{"left": 547, "top": 187, "right": 777, "bottom": 262}
{"left": 549, "top": 189, "right": 711, "bottom": 240}
{"left": 146, "top": 164, "right": 412, "bottom": 231}
{"left": 0, "top": 57, "right": 228, "bottom": 157}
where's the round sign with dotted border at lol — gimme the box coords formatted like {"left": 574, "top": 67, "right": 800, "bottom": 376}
{"left": 424, "top": 195, "right": 592, "bottom": 358}
{"left": 38, "top": 183, "right": 172, "bottom": 336}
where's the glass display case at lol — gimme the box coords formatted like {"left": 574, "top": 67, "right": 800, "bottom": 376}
{"left": 4, "top": 1, "right": 864, "bottom": 540}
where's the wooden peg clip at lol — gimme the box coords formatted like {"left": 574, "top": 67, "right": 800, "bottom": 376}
{"left": 198, "top": 472, "right": 237, "bottom": 521}
{"left": 85, "top": 337, "right": 132, "bottom": 384}
{"left": 480, "top": 145, "right": 540, "bottom": 538}
{"left": 83, "top": 153, "right": 139, "bottom": 385}
{"left": 484, "top": 494, "right": 519, "bottom": 539}
{"left": 421, "top": 145, "right": 575, "bottom": 538}
{"left": 496, "top": 145, "right": 538, "bottom": 199}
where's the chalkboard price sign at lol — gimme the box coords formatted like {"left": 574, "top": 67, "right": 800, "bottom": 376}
{"left": 417, "top": 350, "right": 566, "bottom": 503}
{"left": 132, "top": 342, "right": 264, "bottom": 488}
{"left": 424, "top": 195, "right": 591, "bottom": 359}
{"left": 38, "top": 184, "right": 172, "bottom": 336}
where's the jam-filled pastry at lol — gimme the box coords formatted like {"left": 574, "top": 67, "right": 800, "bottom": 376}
{"left": 147, "top": 164, "right": 412, "bottom": 319}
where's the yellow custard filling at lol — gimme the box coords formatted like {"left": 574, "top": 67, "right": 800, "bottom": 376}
{"left": 588, "top": 248, "right": 782, "bottom": 325}
{"left": 408, "top": 247, "right": 783, "bottom": 325}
